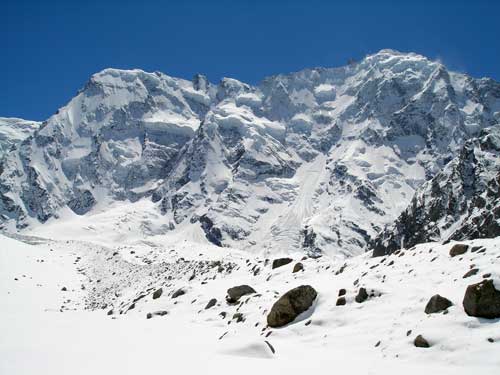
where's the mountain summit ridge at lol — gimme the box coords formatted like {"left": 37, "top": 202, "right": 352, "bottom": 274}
{"left": 1, "top": 50, "right": 499, "bottom": 258}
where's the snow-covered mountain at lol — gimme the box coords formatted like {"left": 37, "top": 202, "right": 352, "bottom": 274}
{"left": 1, "top": 49, "right": 500, "bottom": 258}
{"left": 371, "top": 126, "right": 500, "bottom": 256}
{"left": 0, "top": 117, "right": 40, "bottom": 158}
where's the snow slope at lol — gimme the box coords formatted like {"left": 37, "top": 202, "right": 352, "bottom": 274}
{"left": 1, "top": 230, "right": 499, "bottom": 374}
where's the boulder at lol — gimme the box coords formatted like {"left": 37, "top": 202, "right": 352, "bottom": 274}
{"left": 267, "top": 285, "right": 317, "bottom": 327}
{"left": 172, "top": 288, "right": 186, "bottom": 299}
{"left": 272, "top": 258, "right": 293, "bottom": 269}
{"left": 152, "top": 288, "right": 163, "bottom": 299}
{"left": 424, "top": 294, "right": 452, "bottom": 314}
{"left": 226, "top": 285, "right": 256, "bottom": 304}
{"left": 414, "top": 334, "right": 430, "bottom": 348}
{"left": 355, "top": 287, "right": 368, "bottom": 303}
{"left": 463, "top": 268, "right": 479, "bottom": 278}
{"left": 292, "top": 262, "right": 304, "bottom": 273}
{"left": 338, "top": 288, "right": 346, "bottom": 297}
{"left": 449, "top": 244, "right": 468, "bottom": 257}
{"left": 205, "top": 298, "right": 217, "bottom": 309}
{"left": 336, "top": 297, "right": 346, "bottom": 306}
{"left": 463, "top": 279, "right": 500, "bottom": 318}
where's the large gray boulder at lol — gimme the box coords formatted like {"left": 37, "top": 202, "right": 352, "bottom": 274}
{"left": 267, "top": 285, "right": 317, "bottom": 327}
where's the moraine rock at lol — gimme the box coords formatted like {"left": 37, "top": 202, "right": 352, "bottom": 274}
{"left": 463, "top": 279, "right": 500, "bottom": 319}
{"left": 450, "top": 244, "right": 469, "bottom": 257}
{"left": 267, "top": 285, "right": 317, "bottom": 328}
{"left": 414, "top": 335, "right": 430, "bottom": 348}
{"left": 226, "top": 285, "right": 256, "bottom": 304}
{"left": 152, "top": 288, "right": 163, "bottom": 299}
{"left": 355, "top": 287, "right": 368, "bottom": 303}
{"left": 272, "top": 258, "right": 293, "bottom": 269}
{"left": 292, "top": 262, "right": 304, "bottom": 273}
{"left": 463, "top": 268, "right": 479, "bottom": 278}
{"left": 171, "top": 288, "right": 186, "bottom": 299}
{"left": 336, "top": 297, "right": 346, "bottom": 306}
{"left": 205, "top": 298, "right": 217, "bottom": 309}
{"left": 424, "top": 294, "right": 453, "bottom": 314}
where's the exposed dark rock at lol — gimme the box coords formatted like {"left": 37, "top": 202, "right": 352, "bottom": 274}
{"left": 272, "top": 258, "right": 293, "bottom": 269}
{"left": 450, "top": 244, "right": 469, "bottom": 257}
{"left": 292, "top": 262, "right": 304, "bottom": 273}
{"left": 355, "top": 287, "right": 368, "bottom": 303}
{"left": 267, "top": 285, "right": 317, "bottom": 328}
{"left": 152, "top": 288, "right": 163, "bottom": 299}
{"left": 226, "top": 285, "right": 256, "bottom": 304}
{"left": 232, "top": 313, "right": 245, "bottom": 323}
{"left": 414, "top": 335, "right": 430, "bottom": 348}
{"left": 172, "top": 288, "right": 186, "bottom": 298}
{"left": 336, "top": 297, "right": 346, "bottom": 306}
{"left": 463, "top": 268, "right": 479, "bottom": 278}
{"left": 146, "top": 313, "right": 153, "bottom": 319}
{"left": 205, "top": 298, "right": 217, "bottom": 309}
{"left": 424, "top": 294, "right": 452, "bottom": 314}
{"left": 463, "top": 279, "right": 500, "bottom": 318}
{"left": 338, "top": 288, "right": 346, "bottom": 297}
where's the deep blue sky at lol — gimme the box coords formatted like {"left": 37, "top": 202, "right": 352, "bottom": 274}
{"left": 3, "top": 0, "right": 499, "bottom": 121}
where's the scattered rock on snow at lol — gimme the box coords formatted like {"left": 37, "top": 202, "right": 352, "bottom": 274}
{"left": 152, "top": 288, "right": 163, "bottom": 299}
{"left": 267, "top": 285, "right": 317, "bottom": 328}
{"left": 424, "top": 294, "right": 453, "bottom": 314}
{"left": 336, "top": 297, "right": 346, "bottom": 306}
{"left": 463, "top": 269, "right": 479, "bottom": 278}
{"left": 338, "top": 288, "right": 346, "bottom": 297}
{"left": 172, "top": 288, "right": 186, "bottom": 299}
{"left": 414, "top": 335, "right": 430, "bottom": 348}
{"left": 292, "top": 262, "right": 304, "bottom": 273}
{"left": 226, "top": 285, "right": 256, "bottom": 304}
{"left": 449, "top": 244, "right": 469, "bottom": 257}
{"left": 355, "top": 287, "right": 368, "bottom": 303}
{"left": 272, "top": 258, "right": 293, "bottom": 269}
{"left": 205, "top": 298, "right": 217, "bottom": 309}
{"left": 463, "top": 279, "right": 500, "bottom": 318}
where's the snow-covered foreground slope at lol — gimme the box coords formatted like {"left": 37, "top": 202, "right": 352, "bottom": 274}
{"left": 1, "top": 232, "right": 499, "bottom": 374}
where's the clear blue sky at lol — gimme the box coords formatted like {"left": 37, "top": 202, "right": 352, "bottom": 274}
{"left": 3, "top": 0, "right": 499, "bottom": 121}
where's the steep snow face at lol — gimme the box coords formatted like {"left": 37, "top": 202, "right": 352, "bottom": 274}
{"left": 0, "top": 117, "right": 40, "bottom": 157}
{"left": 0, "top": 69, "right": 213, "bottom": 227}
{"left": 1, "top": 50, "right": 500, "bottom": 258}
{"left": 371, "top": 127, "right": 500, "bottom": 256}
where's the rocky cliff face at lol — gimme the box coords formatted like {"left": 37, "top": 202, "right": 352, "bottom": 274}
{"left": 0, "top": 118, "right": 40, "bottom": 158}
{"left": 370, "top": 127, "right": 500, "bottom": 256}
{"left": 1, "top": 50, "right": 499, "bottom": 258}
